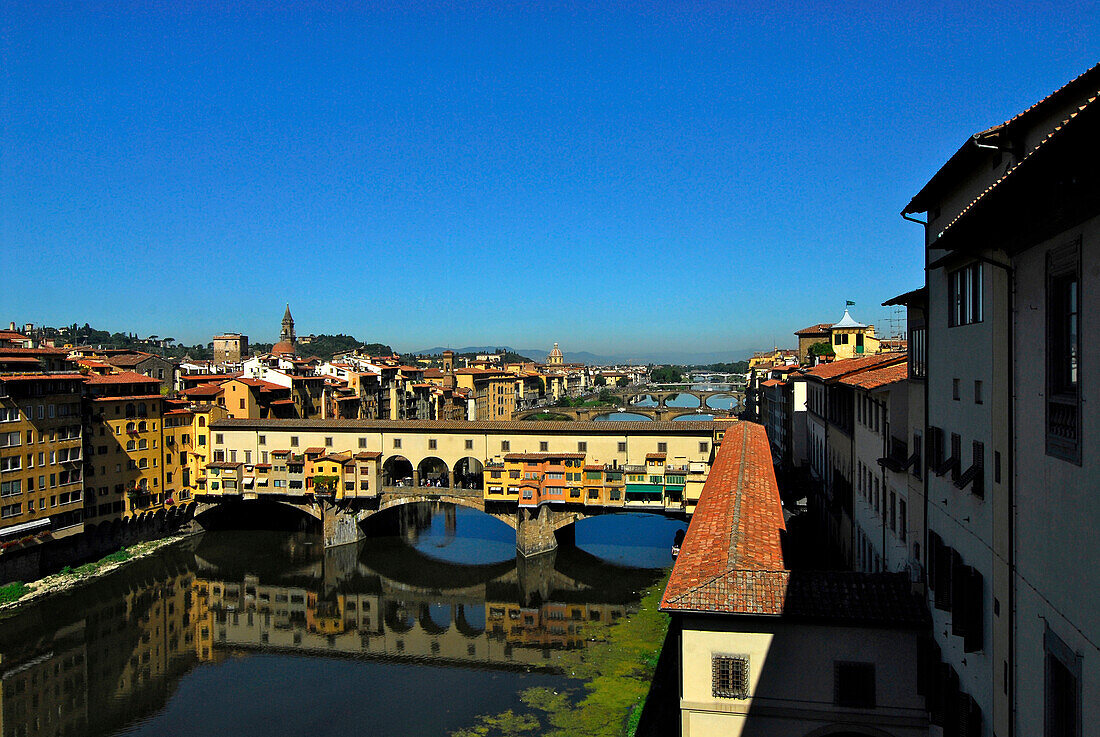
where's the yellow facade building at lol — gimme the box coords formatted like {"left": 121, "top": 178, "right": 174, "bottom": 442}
{"left": 0, "top": 372, "right": 86, "bottom": 542}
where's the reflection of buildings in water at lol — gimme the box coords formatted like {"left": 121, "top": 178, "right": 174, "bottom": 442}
{"left": 487, "top": 602, "right": 631, "bottom": 651}
{"left": 189, "top": 570, "right": 634, "bottom": 672}
{"left": 0, "top": 623, "right": 88, "bottom": 737}
{"left": 0, "top": 570, "right": 198, "bottom": 737}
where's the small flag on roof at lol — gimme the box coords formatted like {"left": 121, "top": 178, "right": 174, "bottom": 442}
{"left": 846, "top": 300, "right": 856, "bottom": 306}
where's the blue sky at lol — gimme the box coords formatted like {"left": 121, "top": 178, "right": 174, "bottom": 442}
{"left": 2, "top": 2, "right": 1097, "bottom": 357}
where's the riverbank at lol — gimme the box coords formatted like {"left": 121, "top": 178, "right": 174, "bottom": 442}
{"left": 453, "top": 571, "right": 672, "bottom": 737}
{"left": 0, "top": 533, "right": 189, "bottom": 616}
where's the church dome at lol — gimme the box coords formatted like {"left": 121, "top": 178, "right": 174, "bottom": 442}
{"left": 272, "top": 340, "right": 295, "bottom": 356}
{"left": 548, "top": 343, "right": 563, "bottom": 364}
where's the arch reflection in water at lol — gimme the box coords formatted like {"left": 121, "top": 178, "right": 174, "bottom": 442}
{"left": 0, "top": 504, "right": 671, "bottom": 737}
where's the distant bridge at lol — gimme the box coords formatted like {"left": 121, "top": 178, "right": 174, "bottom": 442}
{"left": 512, "top": 387, "right": 743, "bottom": 421}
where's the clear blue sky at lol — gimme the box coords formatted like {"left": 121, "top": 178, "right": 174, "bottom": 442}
{"left": 2, "top": 2, "right": 1096, "bottom": 358}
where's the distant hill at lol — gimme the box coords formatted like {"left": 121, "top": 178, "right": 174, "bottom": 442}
{"left": 411, "top": 345, "right": 755, "bottom": 366}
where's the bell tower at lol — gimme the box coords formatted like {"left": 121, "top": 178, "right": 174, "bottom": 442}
{"left": 281, "top": 304, "right": 296, "bottom": 344}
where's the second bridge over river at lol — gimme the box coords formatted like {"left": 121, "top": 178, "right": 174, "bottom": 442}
{"left": 512, "top": 386, "right": 745, "bottom": 421}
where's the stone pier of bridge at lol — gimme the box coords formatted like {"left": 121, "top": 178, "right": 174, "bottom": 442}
{"left": 318, "top": 492, "right": 587, "bottom": 557}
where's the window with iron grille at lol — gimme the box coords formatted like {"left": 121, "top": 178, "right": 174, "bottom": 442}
{"left": 712, "top": 655, "right": 749, "bottom": 699}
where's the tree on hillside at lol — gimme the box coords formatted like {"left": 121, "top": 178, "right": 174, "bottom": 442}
{"left": 650, "top": 366, "right": 683, "bottom": 383}
{"left": 593, "top": 375, "right": 607, "bottom": 387}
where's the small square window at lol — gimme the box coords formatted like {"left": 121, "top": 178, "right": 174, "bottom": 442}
{"left": 540, "top": 441, "right": 548, "bottom": 452}
{"left": 215, "top": 433, "right": 224, "bottom": 444}
{"left": 699, "top": 442, "right": 708, "bottom": 453}
{"left": 618, "top": 442, "right": 627, "bottom": 452}
{"left": 657, "top": 442, "right": 667, "bottom": 453}
{"left": 393, "top": 438, "right": 402, "bottom": 449}
{"left": 465, "top": 439, "right": 474, "bottom": 450}
{"left": 712, "top": 655, "right": 749, "bottom": 699}
{"left": 290, "top": 436, "right": 299, "bottom": 447}
{"left": 974, "top": 380, "right": 983, "bottom": 405}
{"left": 428, "top": 439, "right": 437, "bottom": 450}
{"left": 578, "top": 442, "right": 587, "bottom": 452}
{"left": 501, "top": 440, "right": 510, "bottom": 451}
{"left": 258, "top": 435, "right": 266, "bottom": 445}
{"left": 325, "top": 437, "right": 333, "bottom": 447}
{"left": 834, "top": 661, "right": 876, "bottom": 708}
{"left": 358, "top": 438, "right": 367, "bottom": 448}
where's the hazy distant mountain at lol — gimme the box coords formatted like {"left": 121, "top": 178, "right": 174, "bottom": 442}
{"left": 411, "top": 346, "right": 755, "bottom": 366}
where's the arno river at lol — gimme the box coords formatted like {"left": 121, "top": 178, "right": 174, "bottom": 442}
{"left": 595, "top": 384, "right": 740, "bottom": 421}
{"left": 0, "top": 506, "right": 686, "bottom": 737}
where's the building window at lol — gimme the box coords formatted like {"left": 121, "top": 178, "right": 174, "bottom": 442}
{"left": 465, "top": 439, "right": 474, "bottom": 450}
{"left": 358, "top": 438, "right": 367, "bottom": 448}
{"left": 258, "top": 435, "right": 266, "bottom": 445}
{"left": 215, "top": 433, "right": 224, "bottom": 444}
{"left": 712, "top": 655, "right": 749, "bottom": 699}
{"left": 501, "top": 441, "right": 510, "bottom": 451}
{"left": 909, "top": 325, "right": 927, "bottom": 378}
{"left": 539, "top": 442, "right": 548, "bottom": 452}
{"left": 428, "top": 439, "right": 437, "bottom": 450}
{"left": 325, "top": 437, "right": 333, "bottom": 447}
{"left": 657, "top": 442, "right": 667, "bottom": 453}
{"left": 952, "top": 379, "right": 960, "bottom": 401}
{"left": 699, "top": 442, "right": 708, "bottom": 453}
{"left": 1045, "top": 625, "right": 1081, "bottom": 737}
{"left": 618, "top": 442, "right": 627, "bottom": 452}
{"left": 578, "top": 441, "right": 587, "bottom": 452}
{"left": 948, "top": 262, "right": 983, "bottom": 327}
{"left": 393, "top": 438, "right": 401, "bottom": 449}
{"left": 834, "top": 662, "right": 876, "bottom": 708}
{"left": 1047, "top": 239, "right": 1081, "bottom": 464}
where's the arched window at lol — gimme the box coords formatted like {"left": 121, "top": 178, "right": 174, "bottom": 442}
{"left": 126, "top": 422, "right": 136, "bottom": 433}
{"left": 199, "top": 417, "right": 206, "bottom": 427}
{"left": 126, "top": 440, "right": 135, "bottom": 451}
{"left": 138, "top": 458, "right": 148, "bottom": 469}
{"left": 125, "top": 403, "right": 135, "bottom": 418}
{"left": 138, "top": 439, "right": 147, "bottom": 450}
{"left": 137, "top": 403, "right": 147, "bottom": 417}
{"left": 138, "top": 421, "right": 147, "bottom": 432}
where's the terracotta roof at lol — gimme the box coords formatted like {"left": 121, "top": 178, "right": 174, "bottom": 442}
{"left": 101, "top": 353, "right": 159, "bottom": 367}
{"left": 90, "top": 394, "right": 162, "bottom": 401}
{"left": 760, "top": 379, "right": 784, "bottom": 387}
{"left": 230, "top": 378, "right": 287, "bottom": 391}
{"left": 934, "top": 86, "right": 1100, "bottom": 246}
{"left": 271, "top": 450, "right": 290, "bottom": 455}
{"left": 799, "top": 353, "right": 905, "bottom": 381}
{"left": 660, "top": 422, "right": 927, "bottom": 626}
{"left": 0, "top": 347, "right": 68, "bottom": 355}
{"left": 838, "top": 362, "right": 909, "bottom": 391}
{"left": 645, "top": 452, "right": 666, "bottom": 460}
{"left": 85, "top": 371, "right": 161, "bottom": 385}
{"left": 503, "top": 452, "right": 586, "bottom": 461}
{"left": 354, "top": 451, "right": 381, "bottom": 460}
{"left": 905, "top": 63, "right": 1100, "bottom": 215}
{"left": 206, "top": 462, "right": 242, "bottom": 470}
{"left": 0, "top": 356, "right": 47, "bottom": 364}
{"left": 269, "top": 398, "right": 295, "bottom": 405}
{"left": 0, "top": 372, "right": 84, "bottom": 381}
{"left": 304, "top": 447, "right": 326, "bottom": 455}
{"left": 181, "top": 385, "right": 223, "bottom": 397}
{"left": 583, "top": 464, "right": 607, "bottom": 471}
{"left": 793, "top": 323, "right": 832, "bottom": 336}
{"left": 209, "top": 418, "right": 720, "bottom": 434}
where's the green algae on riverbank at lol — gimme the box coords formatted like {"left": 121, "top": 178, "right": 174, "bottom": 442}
{"left": 452, "top": 572, "right": 671, "bottom": 737}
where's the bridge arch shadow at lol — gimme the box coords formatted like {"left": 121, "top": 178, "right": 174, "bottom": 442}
{"left": 193, "top": 499, "right": 322, "bottom": 532}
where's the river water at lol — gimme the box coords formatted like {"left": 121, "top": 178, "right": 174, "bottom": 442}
{"left": 0, "top": 506, "right": 685, "bottom": 737}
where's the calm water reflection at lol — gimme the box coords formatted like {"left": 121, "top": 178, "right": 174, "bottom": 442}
{"left": 0, "top": 505, "right": 682, "bottom": 737}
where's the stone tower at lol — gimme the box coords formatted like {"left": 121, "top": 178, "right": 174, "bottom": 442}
{"left": 281, "top": 304, "right": 296, "bottom": 345}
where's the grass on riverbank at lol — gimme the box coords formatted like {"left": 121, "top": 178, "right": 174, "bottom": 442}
{"left": 452, "top": 573, "right": 670, "bottom": 737}
{"left": 0, "top": 582, "right": 30, "bottom": 604}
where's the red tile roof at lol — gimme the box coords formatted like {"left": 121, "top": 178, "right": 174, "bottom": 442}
{"left": 181, "top": 385, "right": 224, "bottom": 397}
{"left": 661, "top": 421, "right": 927, "bottom": 626}
{"left": 304, "top": 447, "right": 326, "bottom": 455}
{"left": 645, "top": 452, "right": 666, "bottom": 460}
{"left": 503, "top": 452, "right": 586, "bottom": 461}
{"left": 838, "top": 362, "right": 909, "bottom": 390}
{"left": 799, "top": 353, "right": 904, "bottom": 381}
{"left": 0, "top": 372, "right": 85, "bottom": 381}
{"left": 85, "top": 371, "right": 161, "bottom": 385}
{"left": 354, "top": 451, "right": 381, "bottom": 460}
{"left": 793, "top": 322, "right": 832, "bottom": 336}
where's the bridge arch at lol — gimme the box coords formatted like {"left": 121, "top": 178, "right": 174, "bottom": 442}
{"left": 422, "top": 603, "right": 452, "bottom": 634}
{"left": 417, "top": 456, "right": 450, "bottom": 487}
{"left": 382, "top": 455, "right": 414, "bottom": 486}
{"left": 453, "top": 456, "right": 484, "bottom": 490}
{"left": 193, "top": 498, "right": 323, "bottom": 524}
{"left": 371, "top": 494, "right": 517, "bottom": 530}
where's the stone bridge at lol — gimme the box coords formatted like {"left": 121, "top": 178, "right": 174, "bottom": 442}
{"left": 192, "top": 489, "right": 686, "bottom": 558}
{"left": 512, "top": 387, "right": 743, "bottom": 421}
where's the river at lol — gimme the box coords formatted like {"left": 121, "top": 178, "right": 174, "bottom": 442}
{"left": 0, "top": 505, "right": 685, "bottom": 737}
